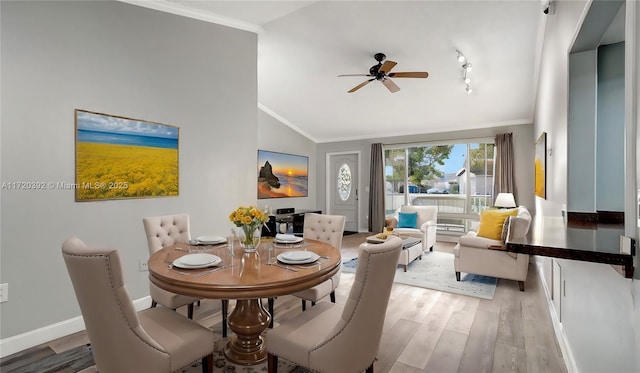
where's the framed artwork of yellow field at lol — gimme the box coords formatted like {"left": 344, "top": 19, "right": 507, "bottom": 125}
{"left": 75, "top": 110, "right": 179, "bottom": 201}
{"left": 535, "top": 132, "right": 546, "bottom": 199}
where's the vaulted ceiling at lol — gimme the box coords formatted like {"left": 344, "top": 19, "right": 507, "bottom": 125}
{"left": 127, "top": 1, "right": 545, "bottom": 142}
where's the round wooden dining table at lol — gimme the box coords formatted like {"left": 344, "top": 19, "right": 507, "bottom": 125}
{"left": 148, "top": 238, "right": 341, "bottom": 366}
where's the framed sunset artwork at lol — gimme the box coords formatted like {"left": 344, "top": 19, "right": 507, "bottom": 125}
{"left": 257, "top": 150, "right": 308, "bottom": 199}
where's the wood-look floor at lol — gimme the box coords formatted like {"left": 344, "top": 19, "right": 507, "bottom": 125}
{"left": 1, "top": 233, "right": 567, "bottom": 373}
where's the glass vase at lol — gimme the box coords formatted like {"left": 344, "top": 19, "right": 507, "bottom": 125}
{"left": 239, "top": 226, "right": 262, "bottom": 253}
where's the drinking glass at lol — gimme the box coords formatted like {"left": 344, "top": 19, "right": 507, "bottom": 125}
{"left": 266, "top": 242, "right": 276, "bottom": 264}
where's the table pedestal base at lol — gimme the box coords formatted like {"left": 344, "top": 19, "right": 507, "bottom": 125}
{"left": 224, "top": 298, "right": 272, "bottom": 365}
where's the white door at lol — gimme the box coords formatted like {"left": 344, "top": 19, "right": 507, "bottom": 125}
{"left": 329, "top": 153, "right": 359, "bottom": 232}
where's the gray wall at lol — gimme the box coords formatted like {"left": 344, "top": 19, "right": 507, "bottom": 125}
{"left": 257, "top": 109, "right": 318, "bottom": 213}
{"left": 534, "top": 1, "right": 638, "bottom": 371}
{"left": 316, "top": 124, "right": 535, "bottom": 232}
{"left": 568, "top": 50, "right": 597, "bottom": 213}
{"left": 596, "top": 42, "right": 625, "bottom": 212}
{"left": 0, "top": 1, "right": 257, "bottom": 338}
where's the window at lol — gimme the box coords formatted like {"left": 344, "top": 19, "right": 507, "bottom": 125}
{"left": 384, "top": 141, "right": 495, "bottom": 231}
{"left": 337, "top": 163, "right": 352, "bottom": 201}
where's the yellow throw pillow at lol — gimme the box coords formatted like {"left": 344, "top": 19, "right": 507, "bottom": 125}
{"left": 476, "top": 209, "right": 518, "bottom": 240}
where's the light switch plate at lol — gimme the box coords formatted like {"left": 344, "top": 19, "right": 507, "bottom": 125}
{"left": 0, "top": 283, "right": 8, "bottom": 303}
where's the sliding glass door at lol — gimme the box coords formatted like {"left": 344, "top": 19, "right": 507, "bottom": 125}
{"left": 384, "top": 140, "right": 495, "bottom": 230}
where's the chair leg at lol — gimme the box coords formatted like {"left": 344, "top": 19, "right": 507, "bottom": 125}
{"left": 267, "top": 353, "right": 278, "bottom": 373}
{"left": 301, "top": 299, "right": 306, "bottom": 311}
{"left": 311, "top": 301, "right": 316, "bottom": 306}
{"left": 221, "top": 299, "right": 229, "bottom": 337}
{"left": 188, "top": 303, "right": 194, "bottom": 319}
{"left": 151, "top": 300, "right": 157, "bottom": 308}
{"left": 202, "top": 353, "right": 213, "bottom": 373}
{"left": 268, "top": 298, "right": 274, "bottom": 328}
{"left": 330, "top": 291, "right": 336, "bottom": 303}
{"left": 366, "top": 362, "right": 374, "bottom": 373}
{"left": 518, "top": 281, "right": 525, "bottom": 292}
{"left": 455, "top": 271, "right": 461, "bottom": 281}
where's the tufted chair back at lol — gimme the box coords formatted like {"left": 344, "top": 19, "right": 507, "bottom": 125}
{"left": 143, "top": 214, "right": 191, "bottom": 255}
{"left": 266, "top": 235, "right": 402, "bottom": 372}
{"left": 62, "top": 237, "right": 214, "bottom": 373}
{"left": 302, "top": 213, "right": 346, "bottom": 249}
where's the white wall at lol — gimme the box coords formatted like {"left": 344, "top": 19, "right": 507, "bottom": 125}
{"left": 316, "top": 123, "right": 534, "bottom": 232}
{"left": 534, "top": 1, "right": 638, "bottom": 371}
{"left": 0, "top": 0, "right": 257, "bottom": 340}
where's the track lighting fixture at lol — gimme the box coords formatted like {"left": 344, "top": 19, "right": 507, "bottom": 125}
{"left": 457, "top": 49, "right": 474, "bottom": 94}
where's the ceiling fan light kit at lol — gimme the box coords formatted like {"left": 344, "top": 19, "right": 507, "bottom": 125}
{"left": 338, "top": 52, "right": 429, "bottom": 93}
{"left": 457, "top": 50, "right": 473, "bottom": 94}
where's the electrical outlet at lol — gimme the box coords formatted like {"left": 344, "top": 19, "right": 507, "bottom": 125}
{"left": 139, "top": 259, "right": 148, "bottom": 272}
{"left": 0, "top": 283, "right": 8, "bottom": 303}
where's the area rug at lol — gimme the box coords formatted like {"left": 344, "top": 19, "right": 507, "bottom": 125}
{"left": 183, "top": 334, "right": 310, "bottom": 373}
{"left": 342, "top": 251, "right": 497, "bottom": 300}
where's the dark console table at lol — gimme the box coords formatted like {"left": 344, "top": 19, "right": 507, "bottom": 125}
{"left": 506, "top": 216, "right": 635, "bottom": 278}
{"left": 273, "top": 209, "right": 322, "bottom": 236}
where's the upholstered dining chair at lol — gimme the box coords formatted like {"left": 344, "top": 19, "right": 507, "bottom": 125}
{"left": 267, "top": 213, "right": 345, "bottom": 327}
{"left": 293, "top": 213, "right": 346, "bottom": 310}
{"left": 143, "top": 214, "right": 229, "bottom": 337}
{"left": 266, "top": 235, "right": 402, "bottom": 373}
{"left": 62, "top": 237, "right": 214, "bottom": 373}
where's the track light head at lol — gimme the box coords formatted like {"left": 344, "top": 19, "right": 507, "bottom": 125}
{"left": 463, "top": 63, "right": 472, "bottom": 72}
{"left": 456, "top": 50, "right": 466, "bottom": 63}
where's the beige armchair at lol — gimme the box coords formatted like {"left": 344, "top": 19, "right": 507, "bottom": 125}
{"left": 293, "top": 213, "right": 345, "bottom": 310}
{"left": 266, "top": 235, "right": 402, "bottom": 373}
{"left": 143, "top": 214, "right": 229, "bottom": 336}
{"left": 454, "top": 206, "right": 532, "bottom": 291}
{"left": 386, "top": 205, "right": 437, "bottom": 252}
{"left": 62, "top": 237, "right": 214, "bottom": 373}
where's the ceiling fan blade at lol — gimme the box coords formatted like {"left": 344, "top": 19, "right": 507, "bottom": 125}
{"left": 379, "top": 60, "right": 397, "bottom": 74}
{"left": 382, "top": 78, "right": 400, "bottom": 93}
{"left": 338, "top": 74, "right": 372, "bottom": 77}
{"left": 388, "top": 72, "right": 429, "bottom": 78}
{"left": 348, "top": 79, "right": 375, "bottom": 93}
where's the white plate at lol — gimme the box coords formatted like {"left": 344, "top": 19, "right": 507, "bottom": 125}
{"left": 275, "top": 234, "right": 304, "bottom": 244}
{"left": 195, "top": 235, "right": 226, "bottom": 244}
{"left": 277, "top": 252, "right": 319, "bottom": 265}
{"left": 173, "top": 253, "right": 221, "bottom": 269}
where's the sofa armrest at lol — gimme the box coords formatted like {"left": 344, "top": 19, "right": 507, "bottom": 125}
{"left": 508, "top": 216, "right": 530, "bottom": 239}
{"left": 419, "top": 220, "right": 437, "bottom": 231}
{"left": 458, "top": 234, "right": 502, "bottom": 249}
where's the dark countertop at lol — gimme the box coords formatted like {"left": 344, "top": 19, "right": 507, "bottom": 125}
{"left": 506, "top": 216, "right": 635, "bottom": 278}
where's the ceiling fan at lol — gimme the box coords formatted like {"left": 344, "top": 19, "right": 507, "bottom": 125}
{"left": 338, "top": 53, "right": 429, "bottom": 93}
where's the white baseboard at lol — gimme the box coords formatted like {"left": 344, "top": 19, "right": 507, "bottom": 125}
{"left": 0, "top": 296, "right": 152, "bottom": 358}
{"left": 535, "top": 261, "right": 578, "bottom": 373}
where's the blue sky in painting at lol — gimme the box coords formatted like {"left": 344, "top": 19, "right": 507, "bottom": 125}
{"left": 76, "top": 111, "right": 178, "bottom": 139}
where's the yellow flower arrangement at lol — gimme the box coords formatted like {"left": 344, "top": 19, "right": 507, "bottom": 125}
{"left": 229, "top": 206, "right": 269, "bottom": 250}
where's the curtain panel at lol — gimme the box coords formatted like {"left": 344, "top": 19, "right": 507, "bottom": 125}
{"left": 368, "top": 143, "right": 385, "bottom": 233}
{"left": 493, "top": 133, "right": 517, "bottom": 202}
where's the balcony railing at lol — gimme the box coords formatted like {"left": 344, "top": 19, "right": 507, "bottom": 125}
{"left": 385, "top": 193, "right": 493, "bottom": 215}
